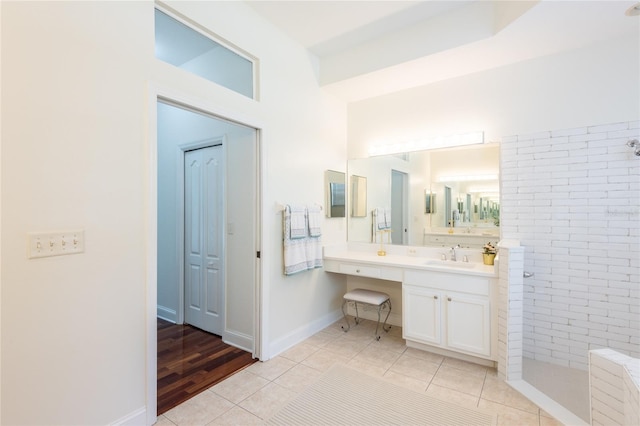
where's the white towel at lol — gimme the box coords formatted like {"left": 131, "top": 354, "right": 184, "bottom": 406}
{"left": 305, "top": 235, "right": 323, "bottom": 270}
{"left": 383, "top": 207, "right": 391, "bottom": 229}
{"left": 283, "top": 204, "right": 323, "bottom": 275}
{"left": 374, "top": 207, "right": 387, "bottom": 230}
{"left": 289, "top": 205, "right": 307, "bottom": 239}
{"left": 308, "top": 204, "right": 322, "bottom": 237}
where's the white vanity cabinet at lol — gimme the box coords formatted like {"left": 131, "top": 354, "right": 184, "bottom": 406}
{"left": 403, "top": 270, "right": 493, "bottom": 359}
{"left": 445, "top": 292, "right": 491, "bottom": 356}
{"left": 402, "top": 286, "right": 442, "bottom": 345}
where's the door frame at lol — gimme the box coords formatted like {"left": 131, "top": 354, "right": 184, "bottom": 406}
{"left": 146, "top": 83, "right": 264, "bottom": 426}
{"left": 176, "top": 136, "right": 226, "bottom": 328}
{"left": 390, "top": 169, "right": 408, "bottom": 245}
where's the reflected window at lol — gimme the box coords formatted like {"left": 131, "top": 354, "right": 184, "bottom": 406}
{"left": 155, "top": 8, "right": 255, "bottom": 99}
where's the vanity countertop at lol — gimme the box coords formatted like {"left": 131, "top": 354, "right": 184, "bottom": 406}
{"left": 323, "top": 244, "right": 497, "bottom": 278}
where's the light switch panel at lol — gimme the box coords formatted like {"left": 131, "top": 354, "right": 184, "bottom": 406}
{"left": 28, "top": 230, "right": 85, "bottom": 259}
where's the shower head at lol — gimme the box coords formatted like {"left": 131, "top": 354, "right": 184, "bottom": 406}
{"left": 628, "top": 139, "right": 640, "bottom": 156}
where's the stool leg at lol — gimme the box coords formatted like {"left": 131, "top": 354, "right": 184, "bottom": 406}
{"left": 382, "top": 299, "right": 392, "bottom": 333}
{"left": 341, "top": 299, "right": 350, "bottom": 332}
{"left": 354, "top": 302, "right": 360, "bottom": 325}
{"left": 374, "top": 299, "right": 392, "bottom": 341}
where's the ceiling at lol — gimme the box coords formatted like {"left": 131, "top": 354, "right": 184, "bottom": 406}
{"left": 246, "top": 1, "right": 640, "bottom": 102}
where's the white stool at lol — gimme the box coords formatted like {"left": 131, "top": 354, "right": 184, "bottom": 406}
{"left": 341, "top": 288, "right": 392, "bottom": 340}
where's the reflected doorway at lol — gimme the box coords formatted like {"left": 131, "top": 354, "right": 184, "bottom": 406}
{"left": 390, "top": 170, "right": 408, "bottom": 245}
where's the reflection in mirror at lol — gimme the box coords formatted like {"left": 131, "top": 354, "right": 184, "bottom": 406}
{"left": 347, "top": 144, "right": 499, "bottom": 246}
{"left": 424, "top": 190, "right": 435, "bottom": 214}
{"left": 430, "top": 177, "right": 499, "bottom": 228}
{"left": 351, "top": 175, "right": 367, "bottom": 217}
{"left": 325, "top": 170, "right": 345, "bottom": 218}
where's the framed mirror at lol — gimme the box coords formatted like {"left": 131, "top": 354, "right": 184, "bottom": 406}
{"left": 351, "top": 175, "right": 367, "bottom": 217}
{"left": 425, "top": 190, "right": 436, "bottom": 214}
{"left": 325, "top": 170, "right": 345, "bottom": 218}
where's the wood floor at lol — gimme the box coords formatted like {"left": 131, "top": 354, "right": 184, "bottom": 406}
{"left": 157, "top": 318, "right": 257, "bottom": 415}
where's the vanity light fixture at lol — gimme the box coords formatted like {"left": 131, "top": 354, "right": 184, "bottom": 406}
{"left": 437, "top": 174, "right": 498, "bottom": 183}
{"left": 368, "top": 131, "right": 484, "bottom": 157}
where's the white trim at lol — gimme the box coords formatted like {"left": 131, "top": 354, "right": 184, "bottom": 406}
{"left": 223, "top": 330, "right": 254, "bottom": 353}
{"left": 405, "top": 340, "right": 497, "bottom": 367}
{"left": 267, "top": 309, "right": 342, "bottom": 360}
{"left": 146, "top": 81, "right": 265, "bottom": 425}
{"left": 507, "top": 379, "right": 589, "bottom": 426}
{"left": 145, "top": 84, "right": 159, "bottom": 426}
{"left": 257, "top": 128, "right": 268, "bottom": 360}
{"left": 254, "top": 128, "right": 264, "bottom": 360}
{"left": 109, "top": 407, "right": 146, "bottom": 426}
{"left": 156, "top": 305, "right": 176, "bottom": 323}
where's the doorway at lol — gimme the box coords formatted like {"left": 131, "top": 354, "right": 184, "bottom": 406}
{"left": 390, "top": 169, "right": 408, "bottom": 245}
{"left": 153, "top": 98, "right": 260, "bottom": 420}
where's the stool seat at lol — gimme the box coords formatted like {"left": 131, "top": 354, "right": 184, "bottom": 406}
{"left": 344, "top": 289, "right": 389, "bottom": 305}
{"left": 341, "top": 288, "right": 391, "bottom": 340}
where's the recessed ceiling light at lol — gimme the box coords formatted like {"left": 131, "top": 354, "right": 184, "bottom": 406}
{"left": 625, "top": 2, "right": 640, "bottom": 16}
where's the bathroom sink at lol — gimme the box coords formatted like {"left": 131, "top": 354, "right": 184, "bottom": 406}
{"left": 423, "top": 260, "right": 476, "bottom": 269}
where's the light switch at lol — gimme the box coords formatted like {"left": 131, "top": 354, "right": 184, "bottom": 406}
{"left": 28, "top": 230, "right": 85, "bottom": 259}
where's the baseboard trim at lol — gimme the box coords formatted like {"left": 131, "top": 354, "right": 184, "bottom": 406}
{"left": 157, "top": 305, "right": 176, "bottom": 323}
{"left": 109, "top": 406, "right": 147, "bottom": 426}
{"left": 223, "top": 329, "right": 253, "bottom": 354}
{"left": 507, "top": 379, "right": 588, "bottom": 426}
{"left": 268, "top": 309, "right": 343, "bottom": 360}
{"left": 405, "top": 340, "right": 496, "bottom": 367}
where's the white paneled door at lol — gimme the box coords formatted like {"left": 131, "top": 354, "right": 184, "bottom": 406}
{"left": 184, "top": 145, "right": 224, "bottom": 335}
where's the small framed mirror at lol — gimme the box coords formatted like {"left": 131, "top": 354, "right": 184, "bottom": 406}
{"left": 351, "top": 175, "right": 367, "bottom": 217}
{"left": 325, "top": 170, "right": 346, "bottom": 218}
{"left": 425, "top": 190, "right": 436, "bottom": 214}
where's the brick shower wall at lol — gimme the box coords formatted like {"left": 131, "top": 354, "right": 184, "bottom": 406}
{"left": 501, "top": 120, "right": 640, "bottom": 370}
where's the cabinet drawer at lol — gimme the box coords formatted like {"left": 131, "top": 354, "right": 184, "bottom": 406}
{"left": 339, "top": 263, "right": 381, "bottom": 278}
{"left": 404, "top": 270, "right": 490, "bottom": 296}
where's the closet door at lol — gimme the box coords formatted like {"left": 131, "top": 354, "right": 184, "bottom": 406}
{"left": 184, "top": 145, "right": 224, "bottom": 335}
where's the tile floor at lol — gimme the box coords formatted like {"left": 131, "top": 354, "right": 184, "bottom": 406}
{"left": 155, "top": 318, "right": 563, "bottom": 426}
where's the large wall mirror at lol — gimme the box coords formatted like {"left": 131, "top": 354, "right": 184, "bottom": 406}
{"left": 325, "top": 170, "right": 346, "bottom": 218}
{"left": 347, "top": 144, "right": 500, "bottom": 246}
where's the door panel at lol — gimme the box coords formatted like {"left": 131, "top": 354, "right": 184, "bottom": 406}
{"left": 402, "top": 284, "right": 441, "bottom": 345}
{"left": 446, "top": 293, "right": 490, "bottom": 356}
{"left": 187, "top": 264, "right": 201, "bottom": 309}
{"left": 185, "top": 146, "right": 224, "bottom": 334}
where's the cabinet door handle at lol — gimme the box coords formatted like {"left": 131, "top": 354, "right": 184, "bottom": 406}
{"left": 447, "top": 297, "right": 452, "bottom": 301}
{"left": 356, "top": 269, "right": 360, "bottom": 273}
{"left": 433, "top": 295, "right": 438, "bottom": 300}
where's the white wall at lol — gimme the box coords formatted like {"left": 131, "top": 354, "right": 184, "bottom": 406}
{"left": 1, "top": 1, "right": 347, "bottom": 424}
{"left": 2, "top": 2, "right": 150, "bottom": 424}
{"left": 348, "top": 35, "right": 639, "bottom": 158}
{"left": 503, "top": 120, "right": 640, "bottom": 370}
